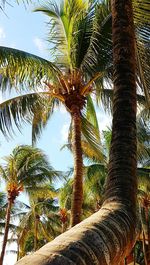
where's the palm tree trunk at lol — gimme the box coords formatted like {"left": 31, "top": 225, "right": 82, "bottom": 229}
{"left": 103, "top": 0, "right": 137, "bottom": 237}
{"left": 70, "top": 105, "right": 83, "bottom": 226}
{"left": 15, "top": 1, "right": 137, "bottom": 264}
{"left": 34, "top": 215, "right": 39, "bottom": 251}
{"left": 0, "top": 199, "right": 12, "bottom": 265}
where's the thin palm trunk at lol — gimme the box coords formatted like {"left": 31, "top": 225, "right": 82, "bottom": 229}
{"left": 71, "top": 106, "right": 83, "bottom": 226}
{"left": 0, "top": 199, "right": 12, "bottom": 265}
{"left": 34, "top": 214, "right": 39, "bottom": 251}
{"left": 15, "top": 1, "right": 137, "bottom": 264}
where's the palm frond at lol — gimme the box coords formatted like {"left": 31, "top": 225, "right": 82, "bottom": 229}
{"left": 31, "top": 96, "right": 60, "bottom": 145}
{"left": 59, "top": 178, "right": 73, "bottom": 209}
{"left": 133, "top": 0, "right": 150, "bottom": 103}
{"left": 81, "top": 0, "right": 112, "bottom": 78}
{"left": 0, "top": 165, "right": 8, "bottom": 181}
{"left": 34, "top": 2, "right": 69, "bottom": 67}
{"left": 0, "top": 192, "right": 7, "bottom": 206}
{"left": 137, "top": 117, "right": 150, "bottom": 164}
{"left": 0, "top": 91, "right": 60, "bottom": 140}
{"left": 71, "top": 0, "right": 96, "bottom": 68}
{"left": 0, "top": 92, "right": 44, "bottom": 137}
{"left": 0, "top": 46, "right": 60, "bottom": 90}
{"left": 26, "top": 185, "right": 58, "bottom": 200}
{"left": 0, "top": 145, "right": 59, "bottom": 202}
{"left": 85, "top": 163, "right": 107, "bottom": 181}
{"left": 34, "top": 0, "right": 88, "bottom": 68}
{"left": 86, "top": 95, "right": 100, "bottom": 136}
{"left": 81, "top": 114, "right": 106, "bottom": 162}
{"left": 13, "top": 200, "right": 30, "bottom": 211}
{"left": 12, "top": 145, "right": 59, "bottom": 185}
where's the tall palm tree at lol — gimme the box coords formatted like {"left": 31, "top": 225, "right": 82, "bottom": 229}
{"left": 15, "top": 1, "right": 150, "bottom": 265}
{"left": 0, "top": 145, "right": 59, "bottom": 265}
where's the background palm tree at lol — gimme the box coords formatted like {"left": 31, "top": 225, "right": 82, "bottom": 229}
{"left": 16, "top": 196, "right": 61, "bottom": 259}
{"left": 0, "top": 145, "right": 59, "bottom": 265}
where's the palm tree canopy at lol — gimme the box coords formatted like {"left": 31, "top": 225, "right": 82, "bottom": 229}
{"left": 0, "top": 145, "right": 60, "bottom": 197}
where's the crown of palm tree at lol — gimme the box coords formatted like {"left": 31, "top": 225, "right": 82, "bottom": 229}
{"left": 0, "top": 145, "right": 60, "bottom": 199}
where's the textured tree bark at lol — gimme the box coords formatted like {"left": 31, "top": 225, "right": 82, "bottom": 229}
{"left": 0, "top": 199, "right": 12, "bottom": 265}
{"left": 104, "top": 0, "right": 137, "bottom": 223}
{"left": 70, "top": 105, "right": 83, "bottom": 226}
{"left": 15, "top": 0, "right": 137, "bottom": 264}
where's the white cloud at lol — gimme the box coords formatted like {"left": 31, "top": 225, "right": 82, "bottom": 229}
{"left": 33, "top": 37, "right": 45, "bottom": 54}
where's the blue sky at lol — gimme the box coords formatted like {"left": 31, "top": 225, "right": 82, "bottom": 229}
{"left": 0, "top": 2, "right": 111, "bottom": 264}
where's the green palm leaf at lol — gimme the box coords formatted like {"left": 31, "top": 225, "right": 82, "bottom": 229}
{"left": 81, "top": 0, "right": 112, "bottom": 77}
{"left": 35, "top": 0, "right": 88, "bottom": 68}
{"left": 81, "top": 115, "right": 106, "bottom": 161}
{"left": 0, "top": 93, "right": 43, "bottom": 136}
{"left": 31, "top": 96, "right": 60, "bottom": 145}
{"left": 71, "top": 0, "right": 96, "bottom": 68}
{"left": 0, "top": 92, "right": 59, "bottom": 140}
{"left": 86, "top": 95, "right": 100, "bottom": 135}
{"left": 0, "top": 46, "right": 60, "bottom": 90}
{"left": 0, "top": 145, "right": 59, "bottom": 192}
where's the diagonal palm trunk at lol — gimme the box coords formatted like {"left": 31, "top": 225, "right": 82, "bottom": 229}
{"left": 70, "top": 106, "right": 83, "bottom": 226}
{"left": 15, "top": 0, "right": 137, "bottom": 264}
{"left": 0, "top": 199, "right": 13, "bottom": 265}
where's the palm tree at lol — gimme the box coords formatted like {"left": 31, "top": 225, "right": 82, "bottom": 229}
{"left": 16, "top": 196, "right": 61, "bottom": 259}
{"left": 0, "top": 145, "right": 59, "bottom": 265}
{"left": 14, "top": 1, "right": 150, "bottom": 264}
